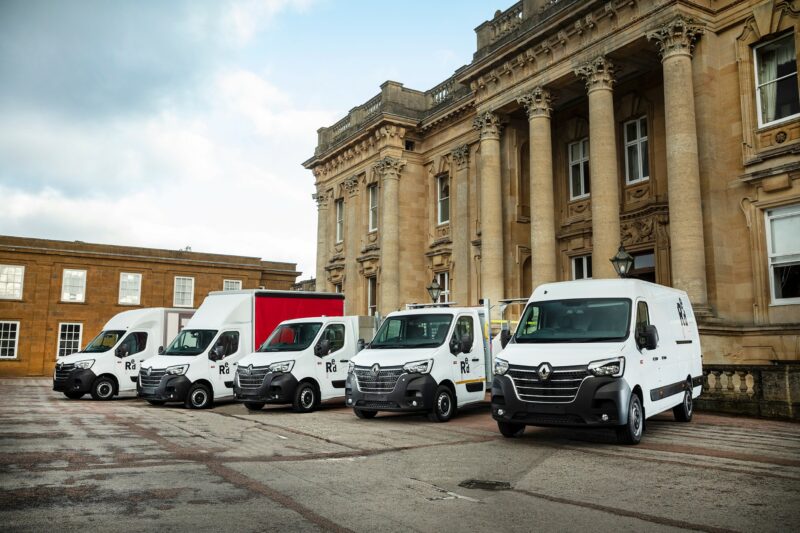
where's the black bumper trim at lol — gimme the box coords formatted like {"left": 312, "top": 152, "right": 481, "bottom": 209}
{"left": 233, "top": 372, "right": 299, "bottom": 404}
{"left": 53, "top": 369, "right": 96, "bottom": 394}
{"left": 345, "top": 372, "right": 437, "bottom": 412}
{"left": 137, "top": 375, "right": 192, "bottom": 402}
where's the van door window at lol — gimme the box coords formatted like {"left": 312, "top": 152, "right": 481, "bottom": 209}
{"left": 213, "top": 331, "right": 240, "bottom": 357}
{"left": 120, "top": 332, "right": 148, "bottom": 356}
{"left": 317, "top": 324, "right": 345, "bottom": 356}
{"left": 452, "top": 316, "right": 474, "bottom": 347}
{"left": 636, "top": 301, "right": 650, "bottom": 331}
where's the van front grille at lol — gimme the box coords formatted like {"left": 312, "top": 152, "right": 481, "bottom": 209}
{"left": 353, "top": 365, "right": 403, "bottom": 393}
{"left": 507, "top": 364, "right": 589, "bottom": 404}
{"left": 236, "top": 365, "right": 271, "bottom": 391}
{"left": 139, "top": 368, "right": 166, "bottom": 389}
{"left": 54, "top": 363, "right": 76, "bottom": 382}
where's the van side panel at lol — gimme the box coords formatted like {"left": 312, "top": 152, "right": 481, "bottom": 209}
{"left": 254, "top": 293, "right": 345, "bottom": 350}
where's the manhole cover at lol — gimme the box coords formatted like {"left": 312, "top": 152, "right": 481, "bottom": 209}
{"left": 458, "top": 479, "right": 511, "bottom": 491}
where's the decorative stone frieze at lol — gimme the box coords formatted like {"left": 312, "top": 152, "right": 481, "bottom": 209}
{"left": 342, "top": 176, "right": 360, "bottom": 196}
{"left": 646, "top": 15, "right": 705, "bottom": 60}
{"left": 472, "top": 111, "right": 503, "bottom": 140}
{"left": 517, "top": 87, "right": 553, "bottom": 119}
{"left": 574, "top": 56, "right": 617, "bottom": 92}
{"left": 450, "top": 144, "right": 470, "bottom": 170}
{"left": 372, "top": 156, "right": 405, "bottom": 181}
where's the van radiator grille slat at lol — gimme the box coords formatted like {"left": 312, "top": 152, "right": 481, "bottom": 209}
{"left": 139, "top": 368, "right": 166, "bottom": 389}
{"left": 507, "top": 364, "right": 589, "bottom": 404}
{"left": 236, "top": 365, "right": 271, "bottom": 391}
{"left": 54, "top": 363, "right": 76, "bottom": 382}
{"left": 354, "top": 365, "right": 403, "bottom": 393}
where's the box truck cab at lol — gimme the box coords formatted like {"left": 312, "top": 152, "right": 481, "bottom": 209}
{"left": 138, "top": 289, "right": 344, "bottom": 409}
{"left": 233, "top": 315, "right": 375, "bottom": 412}
{"left": 491, "top": 279, "right": 702, "bottom": 444}
{"left": 53, "top": 308, "right": 194, "bottom": 400}
{"left": 346, "top": 306, "right": 490, "bottom": 422}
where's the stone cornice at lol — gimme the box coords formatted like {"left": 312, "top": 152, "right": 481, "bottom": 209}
{"left": 517, "top": 86, "right": 554, "bottom": 119}
{"left": 646, "top": 14, "right": 705, "bottom": 60}
{"left": 473, "top": 111, "right": 503, "bottom": 140}
{"left": 574, "top": 55, "right": 617, "bottom": 92}
{"left": 309, "top": 123, "right": 408, "bottom": 180}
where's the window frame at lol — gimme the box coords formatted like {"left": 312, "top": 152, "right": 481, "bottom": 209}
{"left": 335, "top": 198, "right": 344, "bottom": 243}
{"left": 765, "top": 203, "right": 800, "bottom": 305}
{"left": 368, "top": 184, "right": 379, "bottom": 233}
{"left": 572, "top": 255, "right": 593, "bottom": 280}
{"left": 173, "top": 276, "right": 195, "bottom": 308}
{"left": 61, "top": 269, "right": 87, "bottom": 303}
{"left": 223, "top": 279, "right": 242, "bottom": 291}
{"left": 753, "top": 32, "right": 800, "bottom": 128}
{"left": 0, "top": 321, "right": 20, "bottom": 359}
{"left": 118, "top": 272, "right": 142, "bottom": 306}
{"left": 436, "top": 271, "right": 450, "bottom": 304}
{"left": 568, "top": 138, "right": 590, "bottom": 200}
{"left": 57, "top": 322, "right": 83, "bottom": 357}
{"left": 0, "top": 264, "right": 25, "bottom": 300}
{"left": 367, "top": 276, "right": 377, "bottom": 316}
{"left": 437, "top": 174, "right": 451, "bottom": 225}
{"left": 623, "top": 116, "right": 650, "bottom": 184}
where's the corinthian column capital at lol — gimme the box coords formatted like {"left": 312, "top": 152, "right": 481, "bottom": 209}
{"left": 517, "top": 87, "right": 554, "bottom": 119}
{"left": 372, "top": 156, "right": 405, "bottom": 181}
{"left": 472, "top": 111, "right": 503, "bottom": 140}
{"left": 647, "top": 15, "right": 705, "bottom": 61}
{"left": 342, "top": 176, "right": 360, "bottom": 196}
{"left": 450, "top": 144, "right": 470, "bottom": 170}
{"left": 312, "top": 191, "right": 329, "bottom": 209}
{"left": 574, "top": 56, "right": 617, "bottom": 93}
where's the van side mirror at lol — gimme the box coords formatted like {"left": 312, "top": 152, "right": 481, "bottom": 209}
{"left": 315, "top": 339, "right": 331, "bottom": 357}
{"left": 449, "top": 336, "right": 461, "bottom": 355}
{"left": 115, "top": 346, "right": 129, "bottom": 358}
{"left": 210, "top": 345, "right": 225, "bottom": 361}
{"left": 500, "top": 329, "right": 511, "bottom": 349}
{"left": 158, "top": 346, "right": 164, "bottom": 355}
{"left": 637, "top": 325, "right": 659, "bottom": 351}
{"left": 460, "top": 334, "right": 473, "bottom": 354}
{"left": 356, "top": 339, "right": 365, "bottom": 353}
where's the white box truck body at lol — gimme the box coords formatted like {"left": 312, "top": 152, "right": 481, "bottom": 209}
{"left": 53, "top": 308, "right": 194, "bottom": 400}
{"left": 345, "top": 306, "right": 490, "bottom": 422}
{"left": 233, "top": 315, "right": 375, "bottom": 412}
{"left": 491, "top": 279, "right": 702, "bottom": 444}
{"left": 138, "top": 289, "right": 344, "bottom": 408}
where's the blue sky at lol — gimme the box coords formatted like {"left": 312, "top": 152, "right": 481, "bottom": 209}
{"left": 0, "top": 0, "right": 498, "bottom": 279}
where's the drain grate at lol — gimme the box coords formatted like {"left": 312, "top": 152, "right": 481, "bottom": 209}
{"left": 458, "top": 479, "right": 511, "bottom": 491}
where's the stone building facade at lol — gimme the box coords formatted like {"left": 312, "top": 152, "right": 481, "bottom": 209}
{"left": 304, "top": 0, "right": 800, "bottom": 365}
{"left": 0, "top": 236, "right": 299, "bottom": 376}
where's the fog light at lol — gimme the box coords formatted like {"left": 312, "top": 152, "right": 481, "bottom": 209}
{"left": 497, "top": 408, "right": 505, "bottom": 416}
{"left": 347, "top": 398, "right": 352, "bottom": 405}
{"left": 411, "top": 400, "right": 418, "bottom": 407}
{"left": 601, "top": 414, "right": 609, "bottom": 422}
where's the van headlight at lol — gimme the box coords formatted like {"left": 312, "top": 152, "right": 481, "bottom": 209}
{"left": 403, "top": 359, "right": 433, "bottom": 374}
{"left": 74, "top": 359, "right": 95, "bottom": 370}
{"left": 588, "top": 357, "right": 625, "bottom": 377}
{"left": 166, "top": 364, "right": 189, "bottom": 375}
{"left": 494, "top": 358, "right": 509, "bottom": 376}
{"left": 269, "top": 360, "right": 294, "bottom": 373}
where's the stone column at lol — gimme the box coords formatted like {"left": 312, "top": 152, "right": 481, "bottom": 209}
{"left": 312, "top": 190, "right": 329, "bottom": 292}
{"left": 373, "top": 156, "right": 405, "bottom": 314}
{"left": 575, "top": 56, "right": 621, "bottom": 279}
{"left": 518, "top": 87, "right": 556, "bottom": 289}
{"left": 473, "top": 112, "right": 504, "bottom": 305}
{"left": 451, "top": 144, "right": 471, "bottom": 305}
{"left": 343, "top": 176, "right": 360, "bottom": 311}
{"left": 648, "top": 16, "right": 709, "bottom": 311}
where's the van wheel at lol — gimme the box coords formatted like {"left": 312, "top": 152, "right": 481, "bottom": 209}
{"left": 64, "top": 391, "right": 84, "bottom": 400}
{"left": 354, "top": 408, "right": 377, "bottom": 419}
{"left": 673, "top": 385, "right": 693, "bottom": 422}
{"left": 616, "top": 393, "right": 644, "bottom": 445}
{"left": 90, "top": 377, "right": 116, "bottom": 401}
{"left": 292, "top": 383, "right": 317, "bottom": 413}
{"left": 185, "top": 383, "right": 213, "bottom": 409}
{"left": 244, "top": 402, "right": 265, "bottom": 411}
{"left": 497, "top": 421, "right": 525, "bottom": 438}
{"left": 146, "top": 400, "right": 165, "bottom": 406}
{"left": 427, "top": 386, "right": 455, "bottom": 423}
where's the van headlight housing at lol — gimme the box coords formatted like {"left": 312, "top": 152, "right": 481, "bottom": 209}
{"left": 166, "top": 364, "right": 189, "bottom": 375}
{"left": 494, "top": 358, "right": 509, "bottom": 376}
{"left": 588, "top": 357, "right": 625, "bottom": 377}
{"left": 269, "top": 360, "right": 294, "bottom": 373}
{"left": 403, "top": 359, "right": 433, "bottom": 374}
{"left": 74, "top": 359, "right": 95, "bottom": 370}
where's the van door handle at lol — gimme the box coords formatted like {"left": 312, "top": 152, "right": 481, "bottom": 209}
{"left": 652, "top": 357, "right": 659, "bottom": 361}
{"left": 339, "top": 359, "right": 349, "bottom": 363}
{"left": 471, "top": 358, "right": 480, "bottom": 362}
{"left": 661, "top": 356, "right": 667, "bottom": 360}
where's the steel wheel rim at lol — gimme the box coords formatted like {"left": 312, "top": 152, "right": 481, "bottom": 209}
{"left": 98, "top": 382, "right": 112, "bottom": 398}
{"left": 632, "top": 401, "right": 642, "bottom": 437}
{"left": 192, "top": 390, "right": 207, "bottom": 407}
{"left": 685, "top": 391, "right": 692, "bottom": 416}
{"left": 438, "top": 393, "right": 451, "bottom": 417}
{"left": 301, "top": 388, "right": 314, "bottom": 409}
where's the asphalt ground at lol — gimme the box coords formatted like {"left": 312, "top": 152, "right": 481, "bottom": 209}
{"left": 1, "top": 378, "right": 799, "bottom": 532}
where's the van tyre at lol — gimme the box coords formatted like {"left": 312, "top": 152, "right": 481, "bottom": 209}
{"left": 616, "top": 393, "right": 644, "bottom": 445}
{"left": 673, "top": 385, "right": 693, "bottom": 422}
{"left": 244, "top": 402, "right": 265, "bottom": 411}
{"left": 64, "top": 391, "right": 84, "bottom": 400}
{"left": 90, "top": 377, "right": 116, "bottom": 401}
{"left": 497, "top": 421, "right": 525, "bottom": 438}
{"left": 185, "top": 383, "right": 213, "bottom": 409}
{"left": 354, "top": 408, "right": 377, "bottom": 419}
{"left": 146, "top": 400, "right": 165, "bottom": 406}
{"left": 292, "top": 382, "right": 317, "bottom": 413}
{"left": 427, "top": 386, "right": 455, "bottom": 423}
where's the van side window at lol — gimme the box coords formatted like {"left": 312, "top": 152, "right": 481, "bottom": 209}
{"left": 453, "top": 316, "right": 474, "bottom": 344}
{"left": 120, "top": 332, "right": 147, "bottom": 356}
{"left": 319, "top": 324, "right": 345, "bottom": 355}
{"left": 636, "top": 301, "right": 650, "bottom": 331}
{"left": 214, "top": 331, "right": 240, "bottom": 357}
{"left": 519, "top": 306, "right": 541, "bottom": 335}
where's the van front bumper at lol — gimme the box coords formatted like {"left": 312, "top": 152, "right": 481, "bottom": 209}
{"left": 345, "top": 373, "right": 437, "bottom": 412}
{"left": 491, "top": 374, "right": 631, "bottom": 427}
{"left": 233, "top": 372, "right": 298, "bottom": 404}
{"left": 137, "top": 375, "right": 192, "bottom": 402}
{"left": 53, "top": 369, "right": 96, "bottom": 394}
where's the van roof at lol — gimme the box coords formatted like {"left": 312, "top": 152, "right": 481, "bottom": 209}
{"left": 387, "top": 307, "right": 482, "bottom": 318}
{"left": 207, "top": 289, "right": 343, "bottom": 300}
{"left": 531, "top": 279, "right": 689, "bottom": 303}
{"left": 103, "top": 308, "right": 185, "bottom": 330}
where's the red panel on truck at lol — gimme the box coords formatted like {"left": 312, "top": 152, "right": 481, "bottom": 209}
{"left": 254, "top": 293, "right": 344, "bottom": 349}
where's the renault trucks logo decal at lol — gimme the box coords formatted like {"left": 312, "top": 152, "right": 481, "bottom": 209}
{"left": 241, "top": 364, "right": 252, "bottom": 375}
{"left": 147, "top": 367, "right": 152, "bottom": 376}
{"left": 537, "top": 363, "right": 552, "bottom": 381}
{"left": 371, "top": 363, "right": 380, "bottom": 376}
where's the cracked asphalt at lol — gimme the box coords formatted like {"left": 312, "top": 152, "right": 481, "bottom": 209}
{"left": 1, "top": 378, "right": 799, "bottom": 532}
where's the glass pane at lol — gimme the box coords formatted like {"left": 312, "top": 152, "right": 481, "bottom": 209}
{"left": 440, "top": 197, "right": 450, "bottom": 222}
{"left": 626, "top": 122, "right": 637, "bottom": 142}
{"left": 773, "top": 263, "right": 800, "bottom": 300}
{"left": 774, "top": 75, "right": 800, "bottom": 121}
{"left": 571, "top": 165, "right": 581, "bottom": 197}
{"left": 634, "top": 253, "right": 655, "bottom": 269}
{"left": 586, "top": 256, "right": 593, "bottom": 278}
{"left": 771, "top": 213, "right": 800, "bottom": 255}
{"left": 570, "top": 143, "right": 579, "bottom": 162}
{"left": 582, "top": 139, "right": 589, "bottom": 157}
{"left": 639, "top": 117, "right": 647, "bottom": 137}
{"left": 641, "top": 140, "right": 650, "bottom": 178}
{"left": 583, "top": 161, "right": 590, "bottom": 194}
{"left": 627, "top": 145, "right": 639, "bottom": 181}
{"left": 574, "top": 259, "right": 584, "bottom": 280}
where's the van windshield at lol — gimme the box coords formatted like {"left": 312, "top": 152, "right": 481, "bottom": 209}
{"left": 164, "top": 329, "right": 218, "bottom": 356}
{"left": 82, "top": 330, "right": 126, "bottom": 353}
{"left": 370, "top": 314, "right": 453, "bottom": 349}
{"left": 514, "top": 299, "right": 631, "bottom": 343}
{"left": 258, "top": 323, "right": 322, "bottom": 352}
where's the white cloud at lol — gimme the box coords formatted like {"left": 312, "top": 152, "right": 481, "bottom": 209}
{"left": 223, "top": 0, "right": 316, "bottom": 44}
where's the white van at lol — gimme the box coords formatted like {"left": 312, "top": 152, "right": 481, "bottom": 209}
{"left": 491, "top": 279, "right": 702, "bottom": 444}
{"left": 233, "top": 315, "right": 375, "bottom": 412}
{"left": 346, "top": 306, "right": 490, "bottom": 422}
{"left": 53, "top": 308, "right": 194, "bottom": 400}
{"left": 138, "top": 289, "right": 344, "bottom": 408}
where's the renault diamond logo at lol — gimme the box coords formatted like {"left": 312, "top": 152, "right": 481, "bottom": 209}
{"left": 371, "top": 363, "right": 380, "bottom": 377}
{"left": 56, "top": 363, "right": 62, "bottom": 370}
{"left": 537, "top": 363, "right": 552, "bottom": 381}
{"left": 147, "top": 367, "right": 152, "bottom": 376}
{"left": 247, "top": 364, "right": 253, "bottom": 375}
